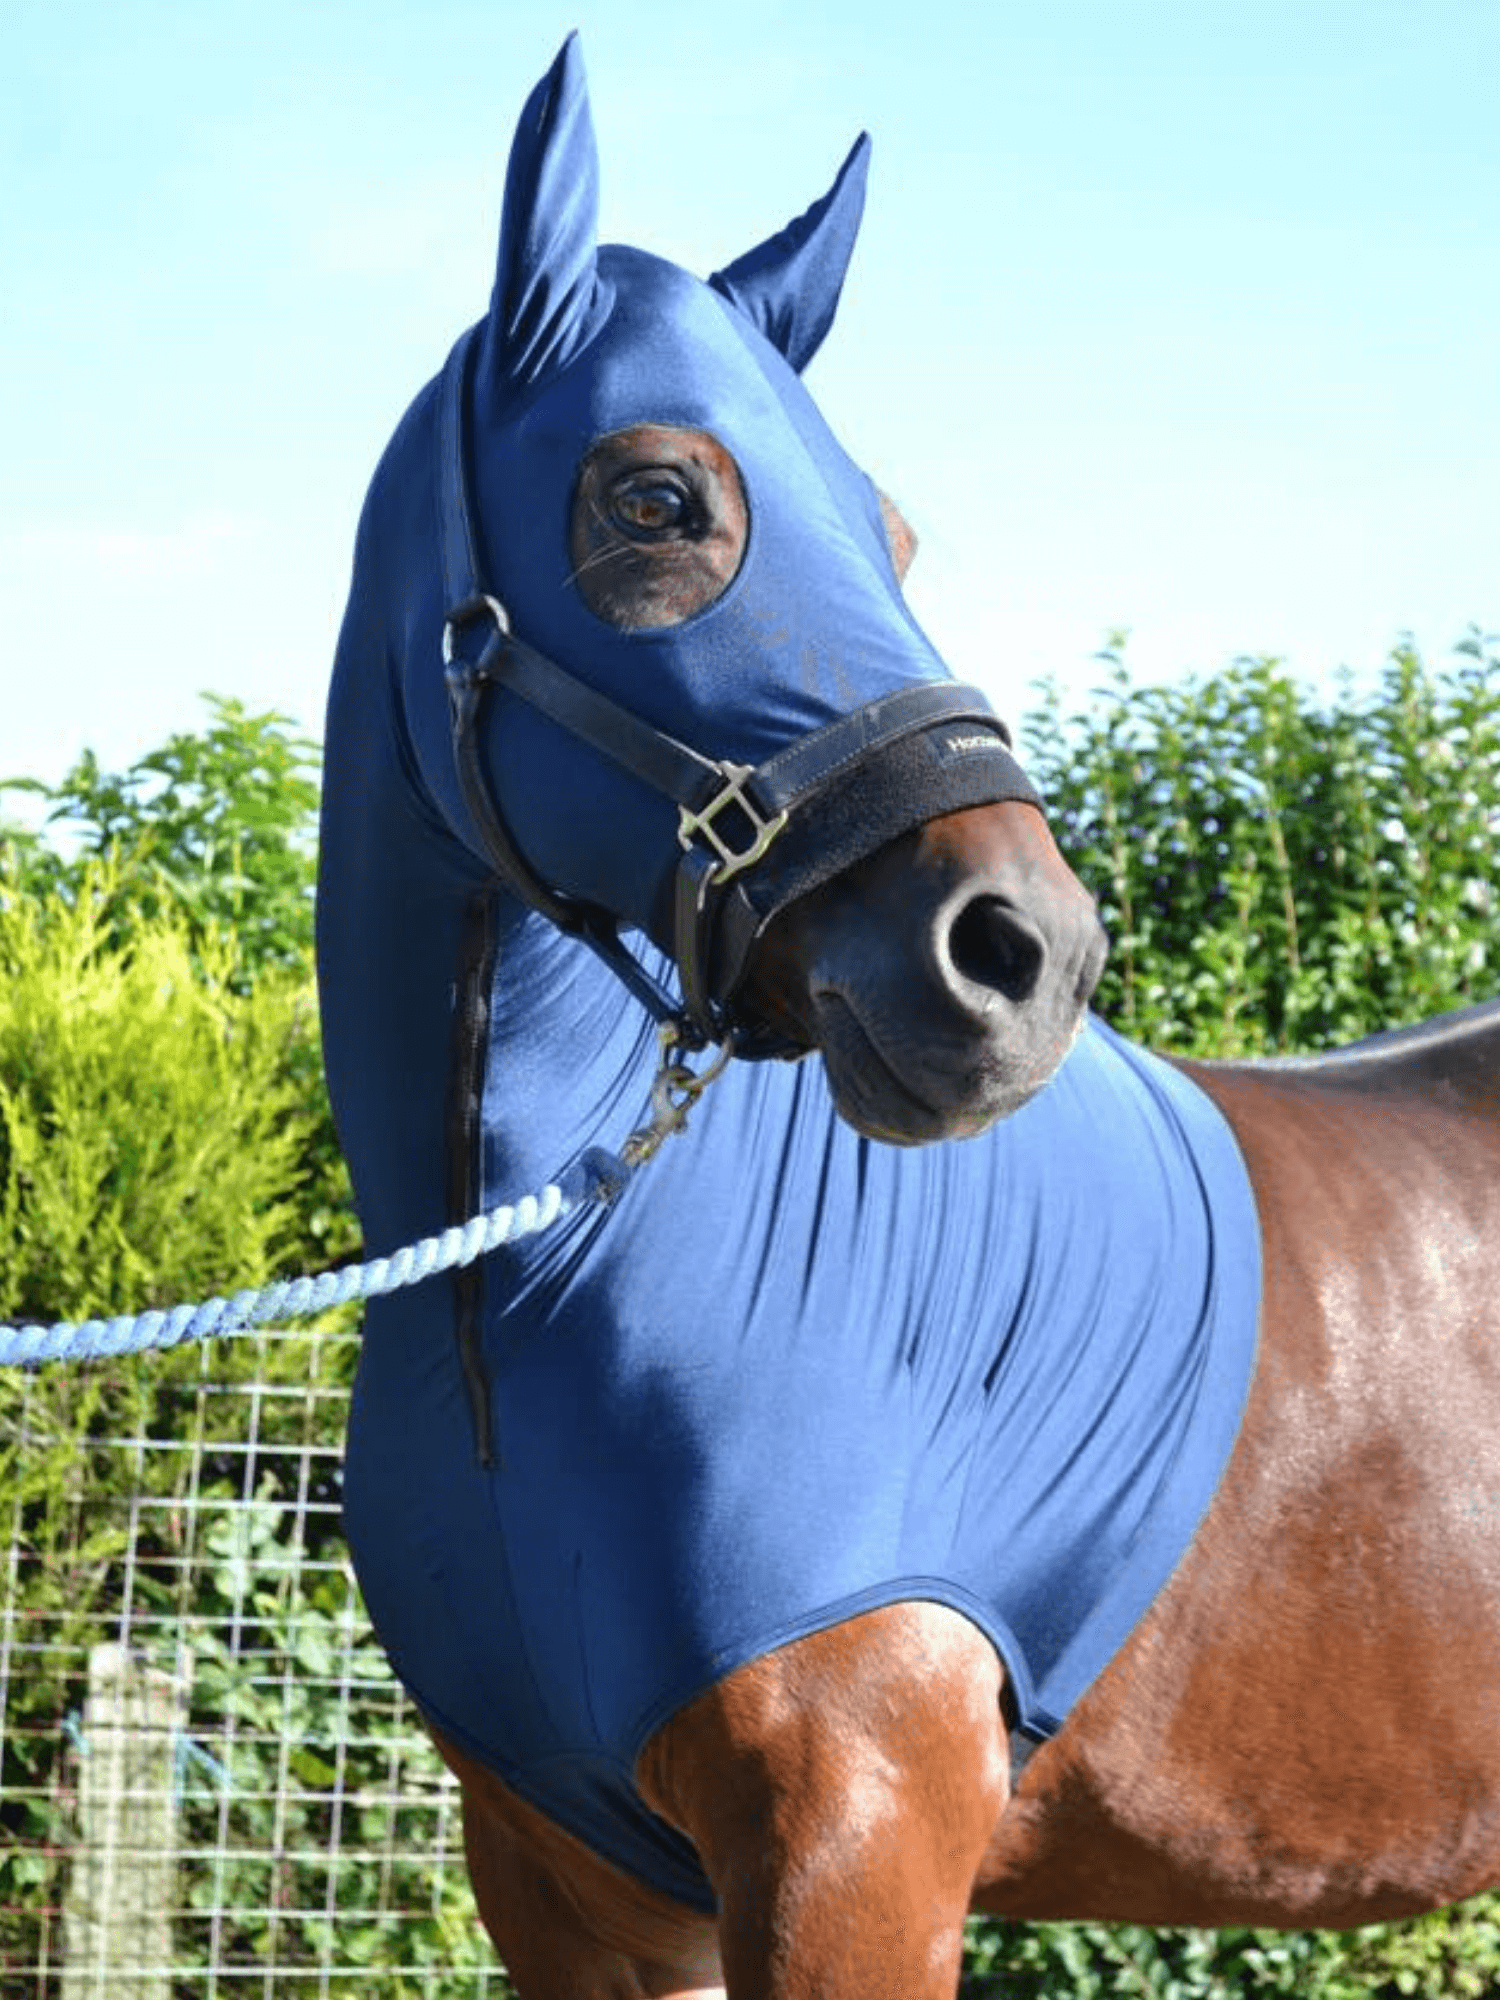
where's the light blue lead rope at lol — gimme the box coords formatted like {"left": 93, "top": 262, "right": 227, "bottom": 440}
{"left": 0, "top": 1147, "right": 629, "bottom": 1369}
{"left": 0, "top": 1026, "right": 733, "bottom": 1370}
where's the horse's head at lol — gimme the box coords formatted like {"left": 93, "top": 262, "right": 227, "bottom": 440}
{"left": 442, "top": 36, "right": 1105, "bottom": 1143}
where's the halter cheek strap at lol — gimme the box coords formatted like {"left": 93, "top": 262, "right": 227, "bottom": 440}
{"left": 435, "top": 325, "right": 1042, "bottom": 1054}
{"left": 443, "top": 594, "right": 693, "bottom": 1033}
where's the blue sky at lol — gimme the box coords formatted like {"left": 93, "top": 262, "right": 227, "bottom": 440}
{"left": 2, "top": 0, "right": 1496, "bottom": 800}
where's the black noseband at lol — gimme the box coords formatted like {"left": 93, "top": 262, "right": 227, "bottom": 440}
{"left": 436, "top": 326, "right": 1041, "bottom": 1055}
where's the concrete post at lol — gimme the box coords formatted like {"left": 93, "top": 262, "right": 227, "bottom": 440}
{"left": 61, "top": 1642, "right": 186, "bottom": 2000}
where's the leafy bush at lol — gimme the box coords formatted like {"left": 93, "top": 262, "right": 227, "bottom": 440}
{"left": 1026, "top": 632, "right": 1498, "bottom": 1053}
{"left": 0, "top": 861, "right": 337, "bottom": 1875}
{"left": 1, "top": 702, "right": 350, "bottom": 1263}
{"left": 168, "top": 1469, "right": 503, "bottom": 1993}
{"left": 1, "top": 694, "right": 320, "bottom": 973}
{"left": 961, "top": 1909, "right": 1500, "bottom": 1999}
{"left": 0, "top": 861, "right": 314, "bottom": 1328}
{"left": 0, "top": 714, "right": 363, "bottom": 1992}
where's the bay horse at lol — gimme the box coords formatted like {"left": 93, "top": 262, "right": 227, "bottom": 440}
{"left": 315, "top": 36, "right": 1500, "bottom": 2000}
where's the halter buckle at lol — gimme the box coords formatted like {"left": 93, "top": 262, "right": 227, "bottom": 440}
{"left": 677, "top": 762, "right": 789, "bottom": 884}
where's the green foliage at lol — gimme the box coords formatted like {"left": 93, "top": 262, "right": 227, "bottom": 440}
{"left": 1, "top": 694, "right": 320, "bottom": 973}
{"left": 3, "top": 698, "right": 352, "bottom": 1265}
{"left": 1025, "top": 631, "right": 1498, "bottom": 1056}
{"left": 0, "top": 860, "right": 313, "bottom": 1325}
{"left": 0, "top": 702, "right": 366, "bottom": 1989}
{"left": 961, "top": 1911, "right": 1500, "bottom": 1999}
{"left": 167, "top": 1477, "right": 503, "bottom": 1992}
{"left": 1, "top": 1326, "right": 495, "bottom": 1996}
{"left": 0, "top": 860, "right": 350, "bottom": 1911}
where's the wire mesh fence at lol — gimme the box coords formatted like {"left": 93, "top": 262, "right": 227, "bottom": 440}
{"left": 0, "top": 1325, "right": 507, "bottom": 1997}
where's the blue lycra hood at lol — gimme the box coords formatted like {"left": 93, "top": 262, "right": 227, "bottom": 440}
{"left": 320, "top": 34, "right": 1263, "bottom": 1917}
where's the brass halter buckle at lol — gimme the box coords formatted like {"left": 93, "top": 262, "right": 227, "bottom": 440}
{"left": 677, "top": 762, "right": 789, "bottom": 884}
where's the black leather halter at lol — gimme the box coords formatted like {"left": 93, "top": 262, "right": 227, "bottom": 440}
{"left": 437, "top": 326, "right": 1041, "bottom": 1056}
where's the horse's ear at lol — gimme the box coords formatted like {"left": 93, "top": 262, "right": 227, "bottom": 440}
{"left": 709, "top": 136, "right": 871, "bottom": 373}
{"left": 484, "top": 33, "right": 610, "bottom": 395}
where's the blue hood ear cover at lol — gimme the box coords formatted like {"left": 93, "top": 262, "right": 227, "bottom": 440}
{"left": 706, "top": 135, "right": 870, "bottom": 373}
{"left": 483, "top": 36, "right": 613, "bottom": 395}
{"left": 484, "top": 32, "right": 868, "bottom": 392}
{"left": 450, "top": 34, "right": 1038, "bottom": 1006}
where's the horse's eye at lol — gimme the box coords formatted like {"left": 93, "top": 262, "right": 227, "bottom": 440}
{"left": 608, "top": 473, "right": 694, "bottom": 540}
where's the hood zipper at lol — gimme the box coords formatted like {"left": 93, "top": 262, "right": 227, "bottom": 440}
{"left": 447, "top": 886, "right": 501, "bottom": 1466}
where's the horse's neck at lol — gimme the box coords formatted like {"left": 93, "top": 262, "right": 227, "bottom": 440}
{"left": 483, "top": 906, "right": 666, "bottom": 1197}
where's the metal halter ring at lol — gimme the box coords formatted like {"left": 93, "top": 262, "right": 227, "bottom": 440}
{"left": 442, "top": 593, "right": 511, "bottom": 666}
{"left": 620, "top": 1029, "right": 737, "bottom": 1169}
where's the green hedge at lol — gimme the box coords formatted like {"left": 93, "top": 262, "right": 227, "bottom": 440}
{"left": 0, "top": 716, "right": 369, "bottom": 1990}
{"left": 0, "top": 863, "right": 313, "bottom": 1328}
{"left": 1025, "top": 633, "right": 1497, "bottom": 1053}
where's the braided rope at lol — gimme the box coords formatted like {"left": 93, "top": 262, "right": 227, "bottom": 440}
{"left": 0, "top": 1147, "right": 628, "bottom": 1369}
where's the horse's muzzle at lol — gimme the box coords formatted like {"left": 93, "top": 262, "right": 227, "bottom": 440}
{"left": 759, "top": 803, "right": 1107, "bottom": 1144}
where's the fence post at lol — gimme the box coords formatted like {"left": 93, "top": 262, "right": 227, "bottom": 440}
{"left": 61, "top": 1642, "right": 186, "bottom": 2000}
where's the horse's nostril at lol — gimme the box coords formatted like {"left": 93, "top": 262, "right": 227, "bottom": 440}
{"left": 947, "top": 897, "right": 1046, "bottom": 1007}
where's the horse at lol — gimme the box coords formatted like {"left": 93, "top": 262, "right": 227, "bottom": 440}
{"left": 315, "top": 35, "right": 1500, "bottom": 2000}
